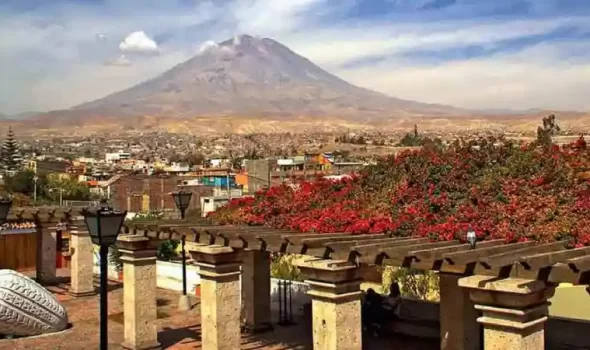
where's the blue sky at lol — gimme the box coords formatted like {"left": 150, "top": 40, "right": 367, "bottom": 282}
{"left": 1, "top": 0, "right": 590, "bottom": 114}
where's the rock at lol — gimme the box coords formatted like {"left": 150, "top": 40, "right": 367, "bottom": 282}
{"left": 0, "top": 270, "right": 68, "bottom": 337}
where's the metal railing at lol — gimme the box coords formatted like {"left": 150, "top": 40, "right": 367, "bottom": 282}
{"left": 62, "top": 200, "right": 100, "bottom": 207}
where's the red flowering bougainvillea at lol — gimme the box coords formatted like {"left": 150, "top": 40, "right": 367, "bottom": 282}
{"left": 210, "top": 137, "right": 590, "bottom": 245}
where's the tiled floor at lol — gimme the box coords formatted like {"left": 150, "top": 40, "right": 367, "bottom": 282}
{"left": 0, "top": 277, "right": 438, "bottom": 350}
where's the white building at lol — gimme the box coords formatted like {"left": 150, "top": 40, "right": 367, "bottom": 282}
{"left": 105, "top": 150, "right": 131, "bottom": 164}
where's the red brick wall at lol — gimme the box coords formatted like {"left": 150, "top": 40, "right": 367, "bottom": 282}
{"left": 111, "top": 175, "right": 213, "bottom": 214}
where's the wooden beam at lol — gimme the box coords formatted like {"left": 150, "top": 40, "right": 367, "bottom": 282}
{"left": 443, "top": 241, "right": 535, "bottom": 266}
{"left": 520, "top": 246, "right": 590, "bottom": 270}
{"left": 411, "top": 239, "right": 504, "bottom": 262}
{"left": 378, "top": 241, "right": 459, "bottom": 265}
{"left": 329, "top": 237, "right": 421, "bottom": 261}
{"left": 567, "top": 255, "right": 590, "bottom": 273}
{"left": 301, "top": 234, "right": 386, "bottom": 248}
{"left": 286, "top": 233, "right": 354, "bottom": 245}
{"left": 479, "top": 241, "right": 569, "bottom": 269}
{"left": 344, "top": 238, "right": 434, "bottom": 264}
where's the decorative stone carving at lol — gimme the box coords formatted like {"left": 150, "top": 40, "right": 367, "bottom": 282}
{"left": 0, "top": 270, "right": 68, "bottom": 337}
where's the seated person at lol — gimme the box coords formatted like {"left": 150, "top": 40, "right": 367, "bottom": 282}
{"left": 362, "top": 283, "right": 403, "bottom": 336}
{"left": 361, "top": 288, "right": 382, "bottom": 332}
{"left": 382, "top": 281, "right": 402, "bottom": 319}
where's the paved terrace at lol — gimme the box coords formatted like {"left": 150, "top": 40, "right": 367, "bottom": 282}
{"left": 5, "top": 207, "right": 590, "bottom": 349}
{"left": 0, "top": 273, "right": 437, "bottom": 350}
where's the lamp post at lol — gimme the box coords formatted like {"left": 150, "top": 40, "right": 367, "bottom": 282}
{"left": 33, "top": 176, "right": 38, "bottom": 203}
{"left": 171, "top": 189, "right": 192, "bottom": 311}
{"left": 48, "top": 187, "right": 64, "bottom": 206}
{"left": 82, "top": 203, "right": 127, "bottom": 350}
{"left": 0, "top": 197, "right": 13, "bottom": 226}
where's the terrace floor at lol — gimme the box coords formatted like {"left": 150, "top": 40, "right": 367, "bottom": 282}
{"left": 0, "top": 275, "right": 438, "bottom": 350}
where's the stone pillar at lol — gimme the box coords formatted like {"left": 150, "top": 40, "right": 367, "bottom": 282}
{"left": 69, "top": 228, "right": 96, "bottom": 297}
{"left": 296, "top": 259, "right": 363, "bottom": 350}
{"left": 118, "top": 235, "right": 161, "bottom": 350}
{"left": 439, "top": 273, "right": 480, "bottom": 350}
{"left": 36, "top": 227, "right": 57, "bottom": 285}
{"left": 189, "top": 244, "right": 243, "bottom": 350}
{"left": 459, "top": 275, "right": 556, "bottom": 350}
{"left": 241, "top": 250, "right": 272, "bottom": 333}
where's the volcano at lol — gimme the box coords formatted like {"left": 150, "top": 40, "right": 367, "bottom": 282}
{"left": 67, "top": 34, "right": 465, "bottom": 119}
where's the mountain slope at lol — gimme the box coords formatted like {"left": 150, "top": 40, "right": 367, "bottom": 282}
{"left": 72, "top": 35, "right": 466, "bottom": 119}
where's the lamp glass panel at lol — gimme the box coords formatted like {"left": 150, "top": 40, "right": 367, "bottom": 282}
{"left": 99, "top": 214, "right": 125, "bottom": 245}
{"left": 178, "top": 192, "right": 192, "bottom": 209}
{"left": 84, "top": 214, "right": 101, "bottom": 245}
{"left": 172, "top": 194, "right": 181, "bottom": 208}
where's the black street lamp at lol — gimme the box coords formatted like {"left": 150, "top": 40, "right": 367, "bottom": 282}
{"left": 0, "top": 198, "right": 12, "bottom": 226}
{"left": 82, "top": 203, "right": 127, "bottom": 350}
{"left": 171, "top": 190, "right": 192, "bottom": 309}
{"left": 171, "top": 190, "right": 192, "bottom": 220}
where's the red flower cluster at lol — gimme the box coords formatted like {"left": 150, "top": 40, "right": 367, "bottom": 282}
{"left": 211, "top": 137, "right": 590, "bottom": 245}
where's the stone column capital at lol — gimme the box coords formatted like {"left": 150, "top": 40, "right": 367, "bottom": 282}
{"left": 117, "top": 234, "right": 159, "bottom": 251}
{"left": 188, "top": 243, "right": 243, "bottom": 265}
{"left": 295, "top": 258, "right": 363, "bottom": 284}
{"left": 459, "top": 275, "right": 556, "bottom": 309}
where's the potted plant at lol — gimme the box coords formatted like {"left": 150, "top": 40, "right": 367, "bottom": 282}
{"left": 108, "top": 245, "right": 123, "bottom": 280}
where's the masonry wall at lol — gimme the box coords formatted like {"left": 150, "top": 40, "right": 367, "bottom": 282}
{"left": 245, "top": 159, "right": 274, "bottom": 194}
{"left": 111, "top": 174, "right": 212, "bottom": 214}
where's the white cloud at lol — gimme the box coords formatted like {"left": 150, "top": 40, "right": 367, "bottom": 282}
{"left": 284, "top": 16, "right": 590, "bottom": 68}
{"left": 119, "top": 30, "right": 159, "bottom": 53}
{"left": 198, "top": 40, "right": 219, "bottom": 53}
{"left": 335, "top": 41, "right": 590, "bottom": 111}
{"left": 105, "top": 54, "right": 132, "bottom": 66}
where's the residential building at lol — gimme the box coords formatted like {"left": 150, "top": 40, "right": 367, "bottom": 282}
{"left": 105, "top": 150, "right": 131, "bottom": 164}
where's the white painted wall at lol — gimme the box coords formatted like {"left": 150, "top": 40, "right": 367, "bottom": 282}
{"left": 92, "top": 254, "right": 201, "bottom": 293}
{"left": 269, "top": 279, "right": 311, "bottom": 317}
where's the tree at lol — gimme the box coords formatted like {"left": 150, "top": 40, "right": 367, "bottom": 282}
{"left": 1, "top": 127, "right": 22, "bottom": 173}
{"left": 398, "top": 128, "right": 421, "bottom": 146}
{"left": 2, "top": 170, "right": 38, "bottom": 196}
{"left": 187, "top": 153, "right": 206, "bottom": 167}
{"left": 536, "top": 114, "right": 560, "bottom": 147}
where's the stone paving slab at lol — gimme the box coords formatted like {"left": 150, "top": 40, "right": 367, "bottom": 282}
{"left": 0, "top": 279, "right": 438, "bottom": 350}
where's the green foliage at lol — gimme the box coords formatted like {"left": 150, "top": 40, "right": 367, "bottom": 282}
{"left": 381, "top": 266, "right": 440, "bottom": 301}
{"left": 2, "top": 170, "right": 39, "bottom": 196}
{"left": 335, "top": 134, "right": 367, "bottom": 145}
{"left": 270, "top": 253, "right": 303, "bottom": 281}
{"left": 1, "top": 127, "right": 22, "bottom": 172}
{"left": 108, "top": 245, "right": 123, "bottom": 272}
{"left": 2, "top": 170, "right": 93, "bottom": 204}
{"left": 45, "top": 175, "right": 94, "bottom": 201}
{"left": 536, "top": 114, "right": 561, "bottom": 147}
{"left": 157, "top": 240, "right": 179, "bottom": 261}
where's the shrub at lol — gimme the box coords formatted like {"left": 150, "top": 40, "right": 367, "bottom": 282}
{"left": 210, "top": 135, "right": 590, "bottom": 246}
